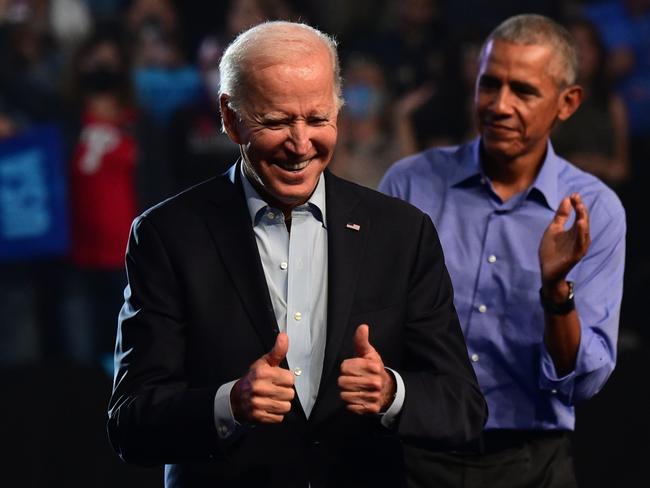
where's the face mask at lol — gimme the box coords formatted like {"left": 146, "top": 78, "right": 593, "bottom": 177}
{"left": 80, "top": 67, "right": 124, "bottom": 94}
{"left": 343, "top": 84, "right": 384, "bottom": 119}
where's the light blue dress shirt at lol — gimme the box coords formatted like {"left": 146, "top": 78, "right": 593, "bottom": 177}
{"left": 241, "top": 167, "right": 329, "bottom": 418}
{"left": 214, "top": 165, "right": 404, "bottom": 438}
{"left": 380, "top": 138, "right": 625, "bottom": 431}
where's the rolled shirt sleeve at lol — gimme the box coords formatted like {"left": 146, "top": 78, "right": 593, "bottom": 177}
{"left": 539, "top": 195, "right": 626, "bottom": 404}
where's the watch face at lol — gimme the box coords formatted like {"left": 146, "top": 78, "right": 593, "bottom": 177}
{"left": 567, "top": 281, "right": 575, "bottom": 300}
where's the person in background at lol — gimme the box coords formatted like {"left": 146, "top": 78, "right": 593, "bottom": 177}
{"left": 343, "top": 0, "right": 468, "bottom": 153}
{"left": 63, "top": 27, "right": 165, "bottom": 367}
{"left": 329, "top": 55, "right": 409, "bottom": 189}
{"left": 107, "top": 20, "right": 486, "bottom": 487}
{"left": 0, "top": 9, "right": 65, "bottom": 125}
{"left": 552, "top": 18, "right": 630, "bottom": 189}
{"left": 352, "top": 0, "right": 451, "bottom": 96}
{"left": 126, "top": 0, "right": 201, "bottom": 128}
{"left": 381, "top": 14, "right": 625, "bottom": 487}
{"left": 583, "top": 0, "right": 650, "bottom": 357}
{"left": 167, "top": 0, "right": 294, "bottom": 192}
{"left": 583, "top": 0, "right": 650, "bottom": 147}
{"left": 167, "top": 35, "right": 239, "bottom": 192}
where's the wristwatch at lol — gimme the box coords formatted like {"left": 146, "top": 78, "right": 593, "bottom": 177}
{"left": 539, "top": 281, "right": 575, "bottom": 315}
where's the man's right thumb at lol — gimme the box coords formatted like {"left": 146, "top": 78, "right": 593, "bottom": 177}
{"left": 266, "top": 332, "right": 288, "bottom": 367}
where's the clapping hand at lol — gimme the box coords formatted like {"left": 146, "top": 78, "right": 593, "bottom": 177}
{"left": 539, "top": 193, "right": 590, "bottom": 287}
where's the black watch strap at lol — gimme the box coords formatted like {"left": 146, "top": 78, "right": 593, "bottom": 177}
{"left": 539, "top": 281, "right": 575, "bottom": 315}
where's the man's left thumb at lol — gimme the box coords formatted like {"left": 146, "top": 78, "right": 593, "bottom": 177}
{"left": 353, "top": 324, "right": 373, "bottom": 357}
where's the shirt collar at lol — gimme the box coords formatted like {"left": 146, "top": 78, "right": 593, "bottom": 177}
{"left": 449, "top": 138, "right": 484, "bottom": 187}
{"left": 527, "top": 141, "right": 561, "bottom": 211}
{"left": 237, "top": 162, "right": 327, "bottom": 226}
{"left": 450, "top": 138, "right": 562, "bottom": 210}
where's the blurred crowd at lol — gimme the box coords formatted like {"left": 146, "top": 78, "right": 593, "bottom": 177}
{"left": 1, "top": 0, "right": 649, "bottom": 371}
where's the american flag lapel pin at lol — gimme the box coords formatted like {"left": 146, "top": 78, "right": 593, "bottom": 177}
{"left": 346, "top": 223, "right": 361, "bottom": 231}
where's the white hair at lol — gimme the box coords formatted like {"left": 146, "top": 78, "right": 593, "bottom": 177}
{"left": 482, "top": 14, "right": 579, "bottom": 87}
{"left": 219, "top": 21, "right": 343, "bottom": 119}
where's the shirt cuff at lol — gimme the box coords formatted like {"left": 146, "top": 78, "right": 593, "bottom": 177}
{"left": 379, "top": 367, "right": 405, "bottom": 428}
{"left": 539, "top": 343, "right": 576, "bottom": 404}
{"left": 214, "top": 379, "right": 242, "bottom": 440}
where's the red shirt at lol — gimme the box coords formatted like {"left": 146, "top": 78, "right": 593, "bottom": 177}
{"left": 70, "top": 109, "right": 137, "bottom": 268}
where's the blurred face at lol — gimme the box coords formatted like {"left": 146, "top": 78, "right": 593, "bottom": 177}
{"left": 222, "top": 46, "right": 338, "bottom": 213}
{"left": 79, "top": 41, "right": 128, "bottom": 99}
{"left": 343, "top": 60, "right": 386, "bottom": 121}
{"left": 395, "top": 0, "right": 437, "bottom": 28}
{"left": 81, "top": 41, "right": 123, "bottom": 71}
{"left": 475, "top": 40, "right": 575, "bottom": 164}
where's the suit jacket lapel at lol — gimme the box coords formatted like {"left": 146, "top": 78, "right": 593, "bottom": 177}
{"left": 317, "top": 172, "right": 368, "bottom": 405}
{"left": 202, "top": 169, "right": 366, "bottom": 422}
{"left": 203, "top": 169, "right": 279, "bottom": 354}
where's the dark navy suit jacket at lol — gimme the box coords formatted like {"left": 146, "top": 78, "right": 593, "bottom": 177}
{"left": 107, "top": 168, "right": 487, "bottom": 487}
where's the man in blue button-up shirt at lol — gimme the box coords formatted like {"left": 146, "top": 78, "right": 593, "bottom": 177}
{"left": 381, "top": 14, "right": 625, "bottom": 488}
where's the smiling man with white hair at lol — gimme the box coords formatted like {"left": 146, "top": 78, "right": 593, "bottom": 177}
{"left": 107, "top": 21, "right": 486, "bottom": 488}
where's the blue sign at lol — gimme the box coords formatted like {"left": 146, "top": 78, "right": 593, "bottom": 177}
{"left": 0, "top": 124, "right": 69, "bottom": 261}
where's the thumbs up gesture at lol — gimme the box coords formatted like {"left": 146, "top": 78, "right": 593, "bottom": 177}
{"left": 231, "top": 332, "right": 295, "bottom": 423}
{"left": 338, "top": 324, "right": 396, "bottom": 415}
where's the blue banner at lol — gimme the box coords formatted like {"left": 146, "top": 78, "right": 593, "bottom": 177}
{"left": 0, "top": 124, "right": 69, "bottom": 261}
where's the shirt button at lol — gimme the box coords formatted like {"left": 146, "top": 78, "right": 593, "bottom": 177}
{"left": 267, "top": 211, "right": 275, "bottom": 219}
{"left": 471, "top": 353, "right": 479, "bottom": 362}
{"left": 478, "top": 304, "right": 487, "bottom": 313}
{"left": 280, "top": 261, "right": 288, "bottom": 270}
{"left": 487, "top": 254, "right": 496, "bottom": 263}
{"left": 294, "top": 312, "right": 302, "bottom": 321}
{"left": 218, "top": 425, "right": 228, "bottom": 435}
{"left": 551, "top": 389, "right": 558, "bottom": 395}
{"left": 294, "top": 367, "right": 302, "bottom": 376}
